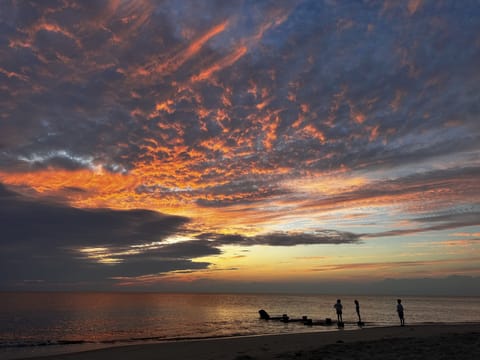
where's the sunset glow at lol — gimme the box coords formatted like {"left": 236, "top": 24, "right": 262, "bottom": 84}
{"left": 1, "top": 0, "right": 479, "bottom": 294}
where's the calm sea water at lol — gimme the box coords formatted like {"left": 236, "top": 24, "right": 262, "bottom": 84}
{"left": 1, "top": 292, "right": 479, "bottom": 359}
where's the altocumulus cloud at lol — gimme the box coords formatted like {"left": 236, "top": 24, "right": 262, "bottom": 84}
{"left": 0, "top": 0, "right": 479, "bottom": 207}
{"left": 0, "top": 1, "right": 479, "bottom": 293}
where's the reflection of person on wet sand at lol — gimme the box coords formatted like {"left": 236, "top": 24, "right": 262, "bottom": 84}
{"left": 354, "top": 299, "right": 361, "bottom": 322}
{"left": 397, "top": 299, "right": 405, "bottom": 326}
{"left": 334, "top": 299, "right": 343, "bottom": 324}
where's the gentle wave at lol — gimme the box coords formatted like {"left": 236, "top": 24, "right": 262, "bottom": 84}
{"left": 1, "top": 319, "right": 469, "bottom": 350}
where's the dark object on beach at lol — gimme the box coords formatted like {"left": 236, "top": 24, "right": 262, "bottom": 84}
{"left": 258, "top": 310, "right": 337, "bottom": 326}
{"left": 259, "top": 309, "right": 270, "bottom": 320}
{"left": 258, "top": 310, "right": 313, "bottom": 324}
{"left": 258, "top": 310, "right": 284, "bottom": 321}
{"left": 337, "top": 321, "right": 344, "bottom": 328}
{"left": 357, "top": 321, "right": 365, "bottom": 327}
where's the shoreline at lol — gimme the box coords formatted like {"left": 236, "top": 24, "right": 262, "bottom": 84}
{"left": 14, "top": 323, "right": 480, "bottom": 360}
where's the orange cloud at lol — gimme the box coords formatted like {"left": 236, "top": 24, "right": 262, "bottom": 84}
{"left": 311, "top": 257, "right": 480, "bottom": 273}
{"left": 407, "top": 0, "right": 423, "bottom": 15}
{"left": 0, "top": 168, "right": 168, "bottom": 218}
{"left": 353, "top": 112, "right": 366, "bottom": 124}
{"left": 156, "top": 20, "right": 229, "bottom": 76}
{"left": 262, "top": 114, "right": 280, "bottom": 150}
{"left": 153, "top": 100, "right": 175, "bottom": 115}
{"left": 368, "top": 125, "right": 380, "bottom": 142}
{"left": 191, "top": 46, "right": 247, "bottom": 82}
{"left": 0, "top": 67, "right": 29, "bottom": 81}
{"left": 250, "top": 6, "right": 292, "bottom": 44}
{"left": 390, "top": 90, "right": 405, "bottom": 111}
{"left": 452, "top": 232, "right": 480, "bottom": 237}
{"left": 301, "top": 124, "right": 326, "bottom": 142}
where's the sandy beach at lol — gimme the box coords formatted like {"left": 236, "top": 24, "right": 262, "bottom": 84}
{"left": 20, "top": 323, "right": 480, "bottom": 360}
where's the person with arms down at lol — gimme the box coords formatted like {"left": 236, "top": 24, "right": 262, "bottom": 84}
{"left": 397, "top": 299, "right": 405, "bottom": 326}
{"left": 354, "top": 299, "right": 364, "bottom": 326}
{"left": 334, "top": 299, "right": 343, "bottom": 326}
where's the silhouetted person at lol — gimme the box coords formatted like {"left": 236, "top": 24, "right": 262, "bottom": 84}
{"left": 397, "top": 299, "right": 405, "bottom": 326}
{"left": 354, "top": 299, "right": 361, "bottom": 322}
{"left": 334, "top": 299, "right": 343, "bottom": 325}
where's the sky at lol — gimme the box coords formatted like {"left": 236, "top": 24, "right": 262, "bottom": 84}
{"left": 0, "top": 0, "right": 479, "bottom": 295}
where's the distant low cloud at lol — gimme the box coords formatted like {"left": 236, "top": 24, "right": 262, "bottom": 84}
{"left": 114, "top": 275, "right": 480, "bottom": 296}
{"left": 0, "top": 185, "right": 189, "bottom": 247}
{"left": 0, "top": 184, "right": 361, "bottom": 290}
{"left": 365, "top": 211, "right": 480, "bottom": 238}
{"left": 200, "top": 230, "right": 361, "bottom": 246}
{"left": 295, "top": 166, "right": 480, "bottom": 222}
{"left": 0, "top": 183, "right": 195, "bottom": 289}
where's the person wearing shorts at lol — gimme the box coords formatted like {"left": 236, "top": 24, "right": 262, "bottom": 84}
{"left": 334, "top": 299, "right": 343, "bottom": 324}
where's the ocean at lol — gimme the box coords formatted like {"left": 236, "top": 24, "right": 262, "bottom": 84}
{"left": 1, "top": 292, "right": 479, "bottom": 359}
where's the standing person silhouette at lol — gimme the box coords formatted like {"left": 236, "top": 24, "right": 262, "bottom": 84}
{"left": 397, "top": 299, "right": 405, "bottom": 326}
{"left": 354, "top": 299, "right": 361, "bottom": 323}
{"left": 334, "top": 299, "right": 343, "bottom": 325}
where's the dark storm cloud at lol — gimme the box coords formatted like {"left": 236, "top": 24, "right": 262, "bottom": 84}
{"left": 0, "top": 186, "right": 189, "bottom": 247}
{"left": 125, "top": 240, "right": 222, "bottom": 261}
{"left": 0, "top": 183, "right": 199, "bottom": 288}
{"left": 198, "top": 229, "right": 361, "bottom": 246}
{"left": 0, "top": 184, "right": 361, "bottom": 289}
{"left": 103, "top": 259, "right": 212, "bottom": 279}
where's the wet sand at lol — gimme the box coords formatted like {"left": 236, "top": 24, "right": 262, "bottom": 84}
{"left": 21, "top": 323, "right": 480, "bottom": 360}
